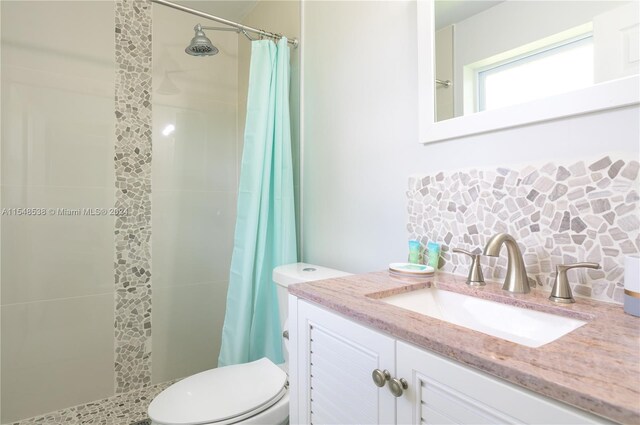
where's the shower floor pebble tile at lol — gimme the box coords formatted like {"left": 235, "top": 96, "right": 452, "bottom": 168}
{"left": 6, "top": 381, "right": 175, "bottom": 425}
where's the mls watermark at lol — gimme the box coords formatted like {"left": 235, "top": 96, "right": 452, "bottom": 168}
{"left": 1, "top": 208, "right": 130, "bottom": 217}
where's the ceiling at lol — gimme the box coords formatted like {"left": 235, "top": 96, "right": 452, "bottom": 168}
{"left": 435, "top": 0, "right": 505, "bottom": 30}
{"left": 170, "top": 0, "right": 502, "bottom": 33}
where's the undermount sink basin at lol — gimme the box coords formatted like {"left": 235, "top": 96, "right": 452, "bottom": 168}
{"left": 382, "top": 287, "right": 587, "bottom": 348}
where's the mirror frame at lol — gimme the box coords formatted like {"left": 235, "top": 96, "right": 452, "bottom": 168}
{"left": 417, "top": 0, "right": 640, "bottom": 144}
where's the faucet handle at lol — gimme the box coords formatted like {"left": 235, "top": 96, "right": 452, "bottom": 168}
{"left": 550, "top": 262, "right": 600, "bottom": 304}
{"left": 452, "top": 248, "right": 473, "bottom": 257}
{"left": 452, "top": 248, "right": 485, "bottom": 286}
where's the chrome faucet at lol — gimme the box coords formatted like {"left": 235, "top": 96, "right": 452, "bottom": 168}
{"left": 483, "top": 233, "right": 531, "bottom": 293}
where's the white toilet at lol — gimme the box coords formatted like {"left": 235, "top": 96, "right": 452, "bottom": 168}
{"left": 148, "top": 263, "right": 350, "bottom": 425}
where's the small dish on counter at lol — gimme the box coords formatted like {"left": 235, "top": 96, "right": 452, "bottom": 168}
{"left": 388, "top": 262, "right": 435, "bottom": 276}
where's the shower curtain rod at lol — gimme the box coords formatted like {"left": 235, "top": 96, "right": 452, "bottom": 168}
{"left": 151, "top": 0, "right": 299, "bottom": 47}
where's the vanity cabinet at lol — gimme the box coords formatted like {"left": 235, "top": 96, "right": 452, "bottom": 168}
{"left": 290, "top": 297, "right": 397, "bottom": 424}
{"left": 289, "top": 297, "right": 610, "bottom": 425}
{"left": 396, "top": 341, "right": 606, "bottom": 425}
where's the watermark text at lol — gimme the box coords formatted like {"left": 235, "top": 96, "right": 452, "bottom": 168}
{"left": 1, "top": 207, "right": 130, "bottom": 217}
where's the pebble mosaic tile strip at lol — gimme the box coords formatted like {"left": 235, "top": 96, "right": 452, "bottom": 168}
{"left": 114, "top": 0, "right": 154, "bottom": 394}
{"left": 407, "top": 156, "right": 639, "bottom": 303}
{"left": 6, "top": 381, "right": 173, "bottom": 425}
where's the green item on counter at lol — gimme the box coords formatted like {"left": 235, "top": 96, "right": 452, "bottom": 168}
{"left": 408, "top": 240, "right": 422, "bottom": 264}
{"left": 427, "top": 241, "right": 441, "bottom": 269}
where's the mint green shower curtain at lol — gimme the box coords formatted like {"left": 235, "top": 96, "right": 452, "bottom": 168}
{"left": 218, "top": 38, "right": 297, "bottom": 367}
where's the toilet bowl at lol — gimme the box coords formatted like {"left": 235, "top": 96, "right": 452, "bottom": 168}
{"left": 148, "top": 263, "right": 350, "bottom": 425}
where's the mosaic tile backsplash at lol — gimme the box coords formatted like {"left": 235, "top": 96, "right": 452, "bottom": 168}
{"left": 407, "top": 156, "right": 639, "bottom": 304}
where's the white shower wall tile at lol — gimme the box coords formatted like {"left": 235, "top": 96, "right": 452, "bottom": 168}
{"left": 1, "top": 295, "right": 115, "bottom": 423}
{"left": 152, "top": 103, "right": 238, "bottom": 193}
{"left": 407, "top": 155, "right": 639, "bottom": 304}
{"left": 0, "top": 82, "right": 115, "bottom": 188}
{"left": 1, "top": 186, "right": 115, "bottom": 304}
{"left": 0, "top": 1, "right": 115, "bottom": 189}
{"left": 1, "top": 0, "right": 119, "bottom": 422}
{"left": 151, "top": 281, "right": 226, "bottom": 384}
{"left": 152, "top": 190, "right": 236, "bottom": 289}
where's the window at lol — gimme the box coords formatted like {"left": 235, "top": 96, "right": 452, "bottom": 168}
{"left": 478, "top": 34, "right": 594, "bottom": 112}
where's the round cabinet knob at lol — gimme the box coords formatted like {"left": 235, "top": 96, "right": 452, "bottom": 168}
{"left": 388, "top": 377, "right": 408, "bottom": 397}
{"left": 371, "top": 369, "right": 390, "bottom": 387}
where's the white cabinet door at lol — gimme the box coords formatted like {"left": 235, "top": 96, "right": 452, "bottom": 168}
{"left": 396, "top": 341, "right": 609, "bottom": 425}
{"left": 292, "top": 299, "right": 396, "bottom": 425}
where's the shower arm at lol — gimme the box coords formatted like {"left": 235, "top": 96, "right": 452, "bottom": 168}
{"left": 152, "top": 0, "right": 299, "bottom": 47}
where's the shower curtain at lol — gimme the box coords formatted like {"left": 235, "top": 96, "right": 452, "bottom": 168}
{"left": 218, "top": 37, "right": 297, "bottom": 367}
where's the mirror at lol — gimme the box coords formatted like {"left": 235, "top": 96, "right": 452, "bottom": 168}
{"left": 418, "top": 0, "right": 640, "bottom": 143}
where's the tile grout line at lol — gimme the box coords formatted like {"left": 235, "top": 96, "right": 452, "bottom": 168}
{"left": 0, "top": 291, "right": 116, "bottom": 308}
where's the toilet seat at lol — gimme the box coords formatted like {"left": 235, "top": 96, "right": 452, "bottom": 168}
{"left": 149, "top": 358, "right": 288, "bottom": 425}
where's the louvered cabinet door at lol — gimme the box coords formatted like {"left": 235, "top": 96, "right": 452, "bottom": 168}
{"left": 396, "top": 341, "right": 609, "bottom": 425}
{"left": 294, "top": 299, "right": 396, "bottom": 425}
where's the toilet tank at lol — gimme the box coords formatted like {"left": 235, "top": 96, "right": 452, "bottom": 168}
{"left": 273, "top": 263, "right": 351, "bottom": 329}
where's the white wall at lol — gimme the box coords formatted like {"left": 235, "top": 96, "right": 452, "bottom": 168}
{"left": 301, "top": 0, "right": 640, "bottom": 274}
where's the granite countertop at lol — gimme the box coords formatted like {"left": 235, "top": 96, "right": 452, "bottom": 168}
{"left": 289, "top": 271, "right": 640, "bottom": 424}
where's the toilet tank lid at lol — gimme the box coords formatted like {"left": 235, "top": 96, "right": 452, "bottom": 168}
{"left": 273, "top": 263, "right": 351, "bottom": 287}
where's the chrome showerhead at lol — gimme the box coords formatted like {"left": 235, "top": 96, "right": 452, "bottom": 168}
{"left": 185, "top": 24, "right": 218, "bottom": 56}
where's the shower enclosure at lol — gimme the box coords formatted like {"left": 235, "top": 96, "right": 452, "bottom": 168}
{"left": 0, "top": 1, "right": 300, "bottom": 423}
